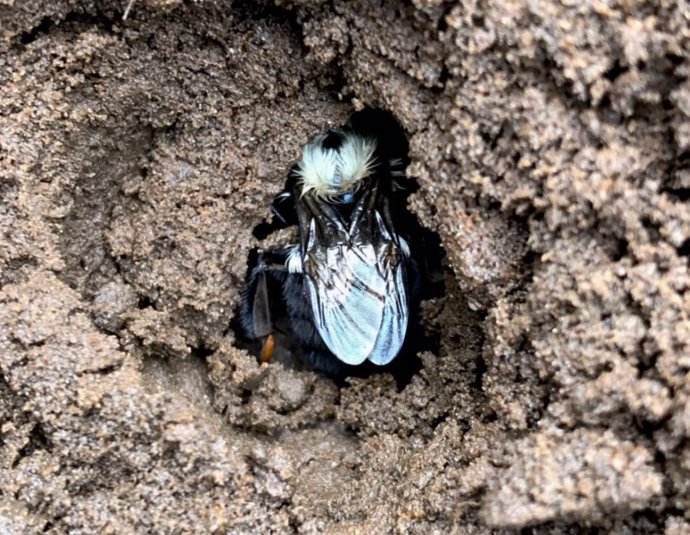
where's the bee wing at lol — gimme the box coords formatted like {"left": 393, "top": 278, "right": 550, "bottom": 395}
{"left": 304, "top": 242, "right": 408, "bottom": 366}
{"left": 367, "top": 260, "right": 408, "bottom": 365}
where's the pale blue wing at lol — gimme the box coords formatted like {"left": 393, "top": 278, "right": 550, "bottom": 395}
{"left": 366, "top": 262, "right": 408, "bottom": 365}
{"left": 304, "top": 243, "right": 408, "bottom": 365}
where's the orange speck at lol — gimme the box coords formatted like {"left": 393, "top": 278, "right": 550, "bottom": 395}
{"left": 260, "top": 334, "right": 275, "bottom": 363}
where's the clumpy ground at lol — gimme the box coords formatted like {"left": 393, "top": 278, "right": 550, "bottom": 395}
{"left": 1, "top": 0, "right": 689, "bottom": 533}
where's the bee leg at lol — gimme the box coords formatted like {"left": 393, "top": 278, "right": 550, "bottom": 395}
{"left": 260, "top": 333, "right": 276, "bottom": 363}
{"left": 239, "top": 250, "right": 290, "bottom": 363}
{"left": 252, "top": 267, "right": 275, "bottom": 362}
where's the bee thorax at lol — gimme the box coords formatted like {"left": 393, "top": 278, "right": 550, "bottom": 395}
{"left": 296, "top": 131, "right": 377, "bottom": 200}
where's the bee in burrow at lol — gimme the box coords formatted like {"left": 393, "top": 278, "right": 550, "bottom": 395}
{"left": 239, "top": 120, "right": 421, "bottom": 377}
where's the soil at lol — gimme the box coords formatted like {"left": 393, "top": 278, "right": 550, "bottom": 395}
{"left": 1, "top": 0, "right": 689, "bottom": 533}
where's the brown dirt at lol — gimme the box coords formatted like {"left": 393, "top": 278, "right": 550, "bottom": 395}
{"left": 1, "top": 0, "right": 688, "bottom": 533}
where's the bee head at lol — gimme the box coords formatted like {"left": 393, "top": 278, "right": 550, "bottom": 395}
{"left": 296, "top": 129, "right": 377, "bottom": 202}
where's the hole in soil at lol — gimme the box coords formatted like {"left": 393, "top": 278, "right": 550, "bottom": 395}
{"left": 137, "top": 295, "right": 154, "bottom": 309}
{"left": 12, "top": 423, "right": 53, "bottom": 468}
{"left": 231, "top": 108, "right": 446, "bottom": 386}
{"left": 610, "top": 236, "right": 630, "bottom": 262}
{"left": 677, "top": 238, "right": 690, "bottom": 258}
{"left": 604, "top": 59, "right": 629, "bottom": 82}
{"left": 666, "top": 187, "right": 690, "bottom": 202}
{"left": 662, "top": 154, "right": 690, "bottom": 202}
{"left": 641, "top": 215, "right": 662, "bottom": 243}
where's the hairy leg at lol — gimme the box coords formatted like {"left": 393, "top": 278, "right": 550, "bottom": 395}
{"left": 238, "top": 249, "right": 291, "bottom": 361}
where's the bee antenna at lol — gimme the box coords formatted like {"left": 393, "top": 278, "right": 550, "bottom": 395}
{"left": 392, "top": 179, "right": 406, "bottom": 191}
{"left": 123, "top": 0, "right": 136, "bottom": 20}
{"left": 270, "top": 205, "right": 288, "bottom": 225}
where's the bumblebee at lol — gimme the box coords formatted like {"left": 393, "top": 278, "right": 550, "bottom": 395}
{"left": 239, "top": 117, "right": 421, "bottom": 376}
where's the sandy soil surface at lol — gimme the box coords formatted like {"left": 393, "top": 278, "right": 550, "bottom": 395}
{"left": 1, "top": 0, "right": 689, "bottom": 533}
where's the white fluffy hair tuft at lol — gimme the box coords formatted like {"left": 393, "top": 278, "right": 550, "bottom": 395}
{"left": 296, "top": 132, "right": 377, "bottom": 200}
